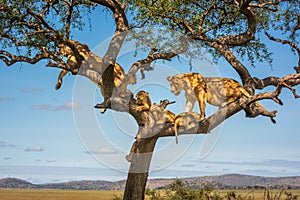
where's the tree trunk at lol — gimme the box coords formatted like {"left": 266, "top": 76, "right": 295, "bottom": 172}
{"left": 123, "top": 137, "right": 158, "bottom": 200}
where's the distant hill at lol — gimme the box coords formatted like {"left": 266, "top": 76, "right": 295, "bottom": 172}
{"left": 1, "top": 174, "right": 300, "bottom": 190}
{"left": 182, "top": 174, "right": 300, "bottom": 190}
{"left": 40, "top": 180, "right": 126, "bottom": 190}
{"left": 0, "top": 178, "right": 37, "bottom": 189}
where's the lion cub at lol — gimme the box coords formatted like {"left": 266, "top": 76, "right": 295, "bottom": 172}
{"left": 167, "top": 73, "right": 251, "bottom": 120}
{"left": 135, "top": 91, "right": 175, "bottom": 124}
{"left": 150, "top": 100, "right": 175, "bottom": 124}
{"left": 135, "top": 90, "right": 151, "bottom": 112}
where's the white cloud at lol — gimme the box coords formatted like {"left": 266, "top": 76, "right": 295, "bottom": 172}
{"left": 20, "top": 87, "right": 42, "bottom": 94}
{"left": 31, "top": 102, "right": 81, "bottom": 111}
{"left": 53, "top": 102, "right": 81, "bottom": 111}
{"left": 25, "top": 146, "right": 43, "bottom": 152}
{"left": 0, "top": 141, "right": 15, "bottom": 148}
{"left": 0, "top": 97, "right": 15, "bottom": 102}
{"left": 89, "top": 148, "right": 119, "bottom": 155}
{"left": 31, "top": 104, "right": 51, "bottom": 111}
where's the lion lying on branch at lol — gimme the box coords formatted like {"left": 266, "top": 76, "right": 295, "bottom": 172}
{"left": 56, "top": 40, "right": 136, "bottom": 113}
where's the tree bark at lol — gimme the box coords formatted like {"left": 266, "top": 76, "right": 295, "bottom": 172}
{"left": 123, "top": 137, "right": 158, "bottom": 200}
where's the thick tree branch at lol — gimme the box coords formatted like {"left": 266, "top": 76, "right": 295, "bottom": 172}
{"left": 157, "top": 91, "right": 279, "bottom": 139}
{"left": 215, "top": 1, "right": 256, "bottom": 46}
{"left": 64, "top": 0, "right": 74, "bottom": 39}
{"left": 209, "top": 43, "right": 253, "bottom": 88}
{"left": 253, "top": 73, "right": 300, "bottom": 99}
{"left": 0, "top": 50, "right": 48, "bottom": 66}
{"left": 91, "top": 0, "right": 128, "bottom": 64}
{"left": 157, "top": 72, "right": 300, "bottom": 139}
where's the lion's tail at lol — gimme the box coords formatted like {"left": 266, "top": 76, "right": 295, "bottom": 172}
{"left": 174, "top": 117, "right": 179, "bottom": 144}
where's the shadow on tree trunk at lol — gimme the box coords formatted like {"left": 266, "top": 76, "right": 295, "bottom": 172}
{"left": 123, "top": 137, "right": 158, "bottom": 200}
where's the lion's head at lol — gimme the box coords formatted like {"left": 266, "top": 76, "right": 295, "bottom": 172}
{"left": 167, "top": 75, "right": 185, "bottom": 96}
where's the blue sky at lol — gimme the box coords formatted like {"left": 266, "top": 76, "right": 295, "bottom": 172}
{"left": 0, "top": 10, "right": 300, "bottom": 184}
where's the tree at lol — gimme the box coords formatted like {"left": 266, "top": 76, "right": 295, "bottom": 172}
{"left": 1, "top": 0, "right": 300, "bottom": 200}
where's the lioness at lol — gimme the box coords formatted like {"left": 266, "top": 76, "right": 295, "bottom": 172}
{"left": 167, "top": 73, "right": 251, "bottom": 120}
{"left": 56, "top": 40, "right": 136, "bottom": 113}
{"left": 167, "top": 73, "right": 207, "bottom": 120}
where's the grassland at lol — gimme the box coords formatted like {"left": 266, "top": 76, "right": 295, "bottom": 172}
{"left": 0, "top": 189, "right": 299, "bottom": 200}
{"left": 216, "top": 190, "right": 300, "bottom": 200}
{"left": 0, "top": 189, "right": 123, "bottom": 200}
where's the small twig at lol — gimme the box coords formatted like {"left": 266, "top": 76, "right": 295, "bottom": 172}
{"left": 159, "top": 100, "right": 175, "bottom": 109}
{"left": 128, "top": 36, "right": 188, "bottom": 79}
{"left": 265, "top": 32, "right": 300, "bottom": 70}
{"left": 281, "top": 82, "right": 300, "bottom": 98}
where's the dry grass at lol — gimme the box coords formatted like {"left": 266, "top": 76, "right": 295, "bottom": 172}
{"left": 0, "top": 189, "right": 299, "bottom": 200}
{"left": 0, "top": 189, "right": 123, "bottom": 200}
{"left": 217, "top": 190, "right": 300, "bottom": 200}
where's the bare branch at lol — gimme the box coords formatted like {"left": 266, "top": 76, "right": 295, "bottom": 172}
{"left": 159, "top": 99, "right": 175, "bottom": 109}
{"left": 265, "top": 32, "right": 300, "bottom": 71}
{"left": 281, "top": 82, "right": 300, "bottom": 98}
{"left": 0, "top": 50, "right": 47, "bottom": 66}
{"left": 247, "top": 85, "right": 284, "bottom": 105}
{"left": 127, "top": 36, "right": 189, "bottom": 77}
{"left": 254, "top": 73, "right": 300, "bottom": 99}
{"left": 26, "top": 8, "right": 61, "bottom": 40}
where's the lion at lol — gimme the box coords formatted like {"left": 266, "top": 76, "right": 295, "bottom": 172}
{"left": 150, "top": 100, "right": 175, "bottom": 124}
{"left": 56, "top": 40, "right": 136, "bottom": 113}
{"left": 167, "top": 73, "right": 207, "bottom": 120}
{"left": 135, "top": 91, "right": 175, "bottom": 123}
{"left": 203, "top": 77, "right": 251, "bottom": 107}
{"left": 167, "top": 73, "right": 253, "bottom": 120}
{"left": 135, "top": 90, "right": 151, "bottom": 112}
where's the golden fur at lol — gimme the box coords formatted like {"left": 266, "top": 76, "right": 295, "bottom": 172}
{"left": 204, "top": 77, "right": 251, "bottom": 107}
{"left": 167, "top": 73, "right": 207, "bottom": 120}
{"left": 56, "top": 40, "right": 136, "bottom": 113}
{"left": 150, "top": 101, "right": 175, "bottom": 125}
{"left": 135, "top": 90, "right": 151, "bottom": 112}
{"left": 167, "top": 73, "right": 251, "bottom": 120}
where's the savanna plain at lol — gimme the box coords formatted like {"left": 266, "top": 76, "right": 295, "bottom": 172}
{"left": 0, "top": 189, "right": 299, "bottom": 200}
